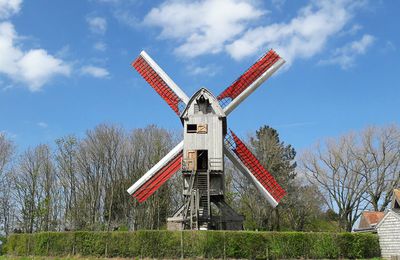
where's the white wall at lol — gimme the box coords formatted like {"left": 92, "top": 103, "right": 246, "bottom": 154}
{"left": 377, "top": 211, "right": 400, "bottom": 259}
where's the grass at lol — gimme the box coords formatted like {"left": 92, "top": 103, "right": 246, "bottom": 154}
{"left": 0, "top": 256, "right": 386, "bottom": 260}
{"left": 0, "top": 257, "right": 132, "bottom": 260}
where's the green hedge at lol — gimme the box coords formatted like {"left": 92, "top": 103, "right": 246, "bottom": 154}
{"left": 0, "top": 236, "right": 5, "bottom": 255}
{"left": 5, "top": 231, "right": 380, "bottom": 259}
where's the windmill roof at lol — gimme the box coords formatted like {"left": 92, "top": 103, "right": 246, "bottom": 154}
{"left": 180, "top": 87, "right": 226, "bottom": 119}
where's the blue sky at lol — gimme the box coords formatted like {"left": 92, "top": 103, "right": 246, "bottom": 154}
{"left": 0, "top": 0, "right": 399, "bottom": 154}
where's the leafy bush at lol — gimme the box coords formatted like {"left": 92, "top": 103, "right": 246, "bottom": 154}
{"left": 5, "top": 231, "right": 380, "bottom": 259}
{"left": 0, "top": 236, "right": 6, "bottom": 255}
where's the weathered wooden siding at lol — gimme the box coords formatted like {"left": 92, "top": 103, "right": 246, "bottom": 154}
{"left": 377, "top": 211, "right": 400, "bottom": 259}
{"left": 182, "top": 89, "right": 225, "bottom": 171}
{"left": 184, "top": 115, "right": 224, "bottom": 162}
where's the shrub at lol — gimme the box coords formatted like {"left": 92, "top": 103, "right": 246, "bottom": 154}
{"left": 0, "top": 236, "right": 6, "bottom": 255}
{"left": 5, "top": 231, "right": 380, "bottom": 259}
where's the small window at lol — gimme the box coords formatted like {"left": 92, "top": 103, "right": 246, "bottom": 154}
{"left": 197, "top": 124, "right": 208, "bottom": 134}
{"left": 206, "top": 104, "right": 213, "bottom": 113}
{"left": 187, "top": 124, "right": 197, "bottom": 133}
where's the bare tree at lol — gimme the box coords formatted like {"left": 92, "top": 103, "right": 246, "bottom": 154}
{"left": 127, "top": 125, "right": 175, "bottom": 230}
{"left": 13, "top": 145, "right": 56, "bottom": 232}
{"left": 37, "top": 145, "right": 57, "bottom": 231}
{"left": 55, "top": 135, "right": 79, "bottom": 230}
{"left": 301, "top": 125, "right": 400, "bottom": 231}
{"left": 76, "top": 126, "right": 109, "bottom": 229}
{"left": 0, "top": 133, "right": 14, "bottom": 177}
{"left": 0, "top": 133, "right": 15, "bottom": 235}
{"left": 354, "top": 126, "right": 400, "bottom": 211}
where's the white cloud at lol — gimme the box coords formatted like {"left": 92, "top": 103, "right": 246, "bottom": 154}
{"left": 0, "top": 22, "right": 71, "bottom": 91}
{"left": 94, "top": 41, "right": 106, "bottom": 51}
{"left": 145, "top": 0, "right": 369, "bottom": 67}
{"left": 81, "top": 65, "right": 110, "bottom": 78}
{"left": 87, "top": 16, "right": 107, "bottom": 34}
{"left": 0, "top": 0, "right": 22, "bottom": 19}
{"left": 187, "top": 64, "right": 219, "bottom": 76}
{"left": 37, "top": 122, "right": 48, "bottom": 128}
{"left": 18, "top": 50, "right": 71, "bottom": 90}
{"left": 144, "top": 0, "right": 264, "bottom": 58}
{"left": 91, "top": 0, "right": 140, "bottom": 28}
{"left": 345, "top": 24, "right": 363, "bottom": 35}
{"left": 113, "top": 9, "right": 140, "bottom": 28}
{"left": 188, "top": 66, "right": 211, "bottom": 76}
{"left": 226, "top": 0, "right": 367, "bottom": 63}
{"left": 319, "top": 34, "right": 375, "bottom": 69}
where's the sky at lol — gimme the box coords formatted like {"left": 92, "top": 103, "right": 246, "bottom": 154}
{"left": 0, "top": 0, "right": 399, "bottom": 154}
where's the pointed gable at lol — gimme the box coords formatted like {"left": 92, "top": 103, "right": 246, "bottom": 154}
{"left": 180, "top": 88, "right": 226, "bottom": 120}
{"left": 392, "top": 189, "right": 400, "bottom": 209}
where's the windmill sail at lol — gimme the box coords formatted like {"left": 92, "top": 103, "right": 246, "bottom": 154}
{"left": 127, "top": 141, "right": 183, "bottom": 203}
{"left": 224, "top": 130, "right": 286, "bottom": 207}
{"left": 132, "top": 51, "right": 189, "bottom": 116}
{"left": 217, "top": 49, "right": 285, "bottom": 115}
{"left": 128, "top": 48, "right": 288, "bottom": 229}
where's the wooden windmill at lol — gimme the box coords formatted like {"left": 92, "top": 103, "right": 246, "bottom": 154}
{"left": 127, "top": 49, "right": 286, "bottom": 230}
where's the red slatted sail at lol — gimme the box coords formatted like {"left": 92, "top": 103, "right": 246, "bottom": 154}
{"left": 132, "top": 55, "right": 183, "bottom": 115}
{"left": 217, "top": 49, "right": 281, "bottom": 108}
{"left": 132, "top": 152, "right": 182, "bottom": 203}
{"left": 225, "top": 130, "right": 286, "bottom": 202}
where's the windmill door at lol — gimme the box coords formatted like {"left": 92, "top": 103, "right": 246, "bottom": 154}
{"left": 186, "top": 150, "right": 197, "bottom": 171}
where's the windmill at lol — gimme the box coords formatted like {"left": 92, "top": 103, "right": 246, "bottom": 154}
{"left": 127, "top": 49, "right": 286, "bottom": 230}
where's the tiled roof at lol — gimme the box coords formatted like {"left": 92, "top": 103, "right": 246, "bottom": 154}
{"left": 363, "top": 211, "right": 385, "bottom": 225}
{"left": 358, "top": 211, "right": 385, "bottom": 229}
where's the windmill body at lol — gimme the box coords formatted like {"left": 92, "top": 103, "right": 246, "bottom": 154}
{"left": 128, "top": 49, "right": 287, "bottom": 230}
{"left": 169, "top": 88, "right": 243, "bottom": 230}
